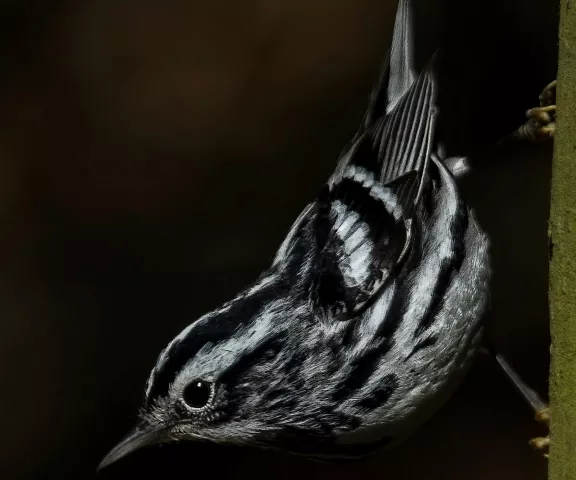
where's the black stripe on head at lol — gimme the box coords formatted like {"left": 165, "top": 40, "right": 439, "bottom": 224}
{"left": 356, "top": 373, "right": 399, "bottom": 411}
{"left": 219, "top": 332, "right": 286, "bottom": 386}
{"left": 332, "top": 347, "right": 384, "bottom": 403}
{"left": 216, "top": 332, "right": 287, "bottom": 421}
{"left": 145, "top": 280, "right": 284, "bottom": 406}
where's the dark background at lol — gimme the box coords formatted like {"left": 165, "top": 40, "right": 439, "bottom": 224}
{"left": 0, "top": 0, "right": 557, "bottom": 478}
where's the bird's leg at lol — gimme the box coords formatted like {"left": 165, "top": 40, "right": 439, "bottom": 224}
{"left": 512, "top": 80, "right": 556, "bottom": 142}
{"left": 482, "top": 348, "right": 550, "bottom": 458}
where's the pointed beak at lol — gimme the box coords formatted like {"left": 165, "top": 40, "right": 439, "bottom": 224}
{"left": 98, "top": 425, "right": 168, "bottom": 471}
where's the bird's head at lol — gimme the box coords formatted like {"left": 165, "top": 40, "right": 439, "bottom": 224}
{"left": 98, "top": 279, "right": 367, "bottom": 469}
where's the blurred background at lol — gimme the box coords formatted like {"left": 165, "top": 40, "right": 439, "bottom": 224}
{"left": 0, "top": 0, "right": 557, "bottom": 478}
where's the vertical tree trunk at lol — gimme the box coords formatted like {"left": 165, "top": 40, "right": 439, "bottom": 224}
{"left": 549, "top": 1, "right": 576, "bottom": 478}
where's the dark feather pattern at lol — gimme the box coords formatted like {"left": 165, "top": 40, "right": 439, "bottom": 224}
{"left": 310, "top": 170, "right": 415, "bottom": 318}
{"left": 99, "top": 0, "right": 490, "bottom": 469}
{"left": 144, "top": 277, "right": 287, "bottom": 405}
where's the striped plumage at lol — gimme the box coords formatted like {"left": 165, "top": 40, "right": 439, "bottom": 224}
{"left": 100, "top": 0, "right": 490, "bottom": 468}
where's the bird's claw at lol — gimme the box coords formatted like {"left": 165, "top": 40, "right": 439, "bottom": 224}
{"left": 514, "top": 80, "right": 556, "bottom": 142}
{"left": 535, "top": 407, "right": 550, "bottom": 425}
{"left": 528, "top": 407, "right": 550, "bottom": 458}
{"left": 529, "top": 436, "right": 549, "bottom": 458}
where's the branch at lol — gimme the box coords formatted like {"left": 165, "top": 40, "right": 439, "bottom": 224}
{"left": 549, "top": 1, "right": 576, "bottom": 478}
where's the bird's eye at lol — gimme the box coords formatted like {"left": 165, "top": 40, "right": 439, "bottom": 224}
{"left": 182, "top": 379, "right": 213, "bottom": 409}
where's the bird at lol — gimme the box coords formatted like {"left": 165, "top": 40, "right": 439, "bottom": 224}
{"left": 99, "top": 0, "right": 491, "bottom": 469}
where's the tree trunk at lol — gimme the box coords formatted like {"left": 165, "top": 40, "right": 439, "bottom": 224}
{"left": 549, "top": 1, "right": 576, "bottom": 478}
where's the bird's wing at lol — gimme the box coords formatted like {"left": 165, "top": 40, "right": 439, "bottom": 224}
{"left": 307, "top": 167, "right": 418, "bottom": 318}
{"left": 273, "top": 0, "right": 439, "bottom": 319}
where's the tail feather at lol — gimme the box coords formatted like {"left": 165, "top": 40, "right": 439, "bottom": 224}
{"left": 356, "top": 0, "right": 417, "bottom": 137}
{"left": 340, "top": 0, "right": 439, "bottom": 209}
{"left": 387, "top": 0, "right": 417, "bottom": 114}
{"left": 378, "top": 63, "right": 436, "bottom": 187}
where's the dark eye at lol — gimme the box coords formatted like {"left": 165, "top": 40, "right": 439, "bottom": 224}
{"left": 182, "top": 379, "right": 213, "bottom": 409}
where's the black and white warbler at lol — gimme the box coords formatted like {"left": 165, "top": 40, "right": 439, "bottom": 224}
{"left": 99, "top": 0, "right": 490, "bottom": 468}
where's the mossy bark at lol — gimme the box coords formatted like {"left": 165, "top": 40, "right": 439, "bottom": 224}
{"left": 549, "top": 1, "right": 576, "bottom": 478}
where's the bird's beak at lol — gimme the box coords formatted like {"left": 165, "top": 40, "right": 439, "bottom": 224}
{"left": 98, "top": 424, "right": 168, "bottom": 471}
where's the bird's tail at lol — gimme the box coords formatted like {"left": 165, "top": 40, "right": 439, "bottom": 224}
{"left": 355, "top": 0, "right": 418, "bottom": 138}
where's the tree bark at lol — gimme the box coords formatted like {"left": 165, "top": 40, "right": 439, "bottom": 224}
{"left": 549, "top": 1, "right": 576, "bottom": 478}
